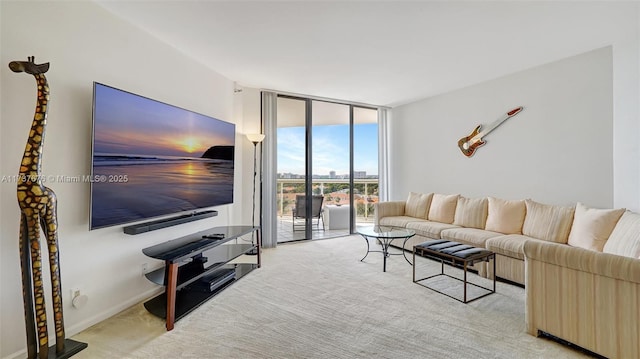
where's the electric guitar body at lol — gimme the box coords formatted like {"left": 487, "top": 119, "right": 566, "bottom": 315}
{"left": 458, "top": 106, "right": 523, "bottom": 157}
{"left": 457, "top": 125, "right": 485, "bottom": 157}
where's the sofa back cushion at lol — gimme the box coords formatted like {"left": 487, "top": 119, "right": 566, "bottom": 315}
{"left": 453, "top": 197, "right": 488, "bottom": 229}
{"left": 428, "top": 193, "right": 459, "bottom": 224}
{"left": 405, "top": 192, "right": 433, "bottom": 219}
{"left": 603, "top": 211, "right": 640, "bottom": 258}
{"left": 522, "top": 200, "right": 575, "bottom": 243}
{"left": 485, "top": 197, "right": 526, "bottom": 234}
{"left": 567, "top": 202, "right": 625, "bottom": 252}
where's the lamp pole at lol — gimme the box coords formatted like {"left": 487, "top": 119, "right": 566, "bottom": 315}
{"left": 251, "top": 141, "right": 258, "bottom": 230}
{"left": 246, "top": 134, "right": 265, "bottom": 253}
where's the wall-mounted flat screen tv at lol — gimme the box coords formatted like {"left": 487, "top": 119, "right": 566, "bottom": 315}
{"left": 90, "top": 82, "right": 235, "bottom": 230}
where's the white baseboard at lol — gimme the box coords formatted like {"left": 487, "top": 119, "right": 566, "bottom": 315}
{"left": 66, "top": 287, "right": 163, "bottom": 336}
{"left": 2, "top": 287, "right": 163, "bottom": 359}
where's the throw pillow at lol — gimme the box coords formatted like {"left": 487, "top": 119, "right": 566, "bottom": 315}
{"left": 428, "top": 193, "right": 459, "bottom": 224}
{"left": 484, "top": 197, "right": 526, "bottom": 234}
{"left": 567, "top": 202, "right": 625, "bottom": 252}
{"left": 603, "top": 211, "right": 640, "bottom": 258}
{"left": 453, "top": 196, "right": 488, "bottom": 229}
{"left": 522, "top": 199, "right": 575, "bottom": 243}
{"left": 405, "top": 192, "right": 433, "bottom": 219}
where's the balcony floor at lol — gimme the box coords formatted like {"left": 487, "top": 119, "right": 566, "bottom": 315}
{"left": 276, "top": 216, "right": 373, "bottom": 243}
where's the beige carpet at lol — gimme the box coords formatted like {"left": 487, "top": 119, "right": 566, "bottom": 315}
{"left": 73, "top": 235, "right": 590, "bottom": 358}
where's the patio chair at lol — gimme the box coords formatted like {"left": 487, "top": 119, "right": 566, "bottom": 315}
{"left": 292, "top": 195, "right": 325, "bottom": 231}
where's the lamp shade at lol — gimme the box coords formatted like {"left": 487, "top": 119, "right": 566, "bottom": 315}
{"left": 246, "top": 133, "right": 265, "bottom": 144}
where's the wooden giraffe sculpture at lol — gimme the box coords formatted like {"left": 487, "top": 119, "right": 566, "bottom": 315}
{"left": 10, "top": 56, "right": 66, "bottom": 359}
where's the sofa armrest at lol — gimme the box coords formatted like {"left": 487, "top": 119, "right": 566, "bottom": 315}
{"left": 524, "top": 238, "right": 640, "bottom": 358}
{"left": 374, "top": 201, "right": 406, "bottom": 225}
{"left": 523, "top": 240, "right": 640, "bottom": 283}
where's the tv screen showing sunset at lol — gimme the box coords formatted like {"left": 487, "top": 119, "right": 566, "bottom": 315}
{"left": 90, "top": 83, "right": 235, "bottom": 230}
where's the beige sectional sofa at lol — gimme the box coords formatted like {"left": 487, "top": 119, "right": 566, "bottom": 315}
{"left": 375, "top": 192, "right": 579, "bottom": 284}
{"left": 375, "top": 192, "right": 640, "bottom": 358}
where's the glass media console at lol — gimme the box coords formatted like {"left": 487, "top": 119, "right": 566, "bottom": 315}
{"left": 142, "top": 225, "right": 261, "bottom": 330}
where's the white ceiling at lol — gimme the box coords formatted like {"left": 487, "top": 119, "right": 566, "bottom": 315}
{"left": 96, "top": 1, "right": 634, "bottom": 107}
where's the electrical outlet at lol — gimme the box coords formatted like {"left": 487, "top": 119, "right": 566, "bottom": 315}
{"left": 70, "top": 287, "right": 80, "bottom": 300}
{"left": 141, "top": 263, "right": 148, "bottom": 276}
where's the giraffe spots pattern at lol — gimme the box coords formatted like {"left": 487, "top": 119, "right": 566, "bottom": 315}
{"left": 16, "top": 71, "right": 66, "bottom": 357}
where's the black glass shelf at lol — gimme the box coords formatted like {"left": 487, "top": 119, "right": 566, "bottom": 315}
{"left": 142, "top": 226, "right": 261, "bottom": 330}
{"left": 142, "top": 226, "right": 258, "bottom": 263}
{"left": 144, "top": 263, "right": 257, "bottom": 321}
{"left": 145, "top": 243, "right": 255, "bottom": 289}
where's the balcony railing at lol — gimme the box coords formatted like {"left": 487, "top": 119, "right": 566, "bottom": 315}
{"left": 276, "top": 178, "right": 378, "bottom": 221}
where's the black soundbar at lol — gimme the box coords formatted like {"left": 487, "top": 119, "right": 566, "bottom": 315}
{"left": 123, "top": 210, "right": 218, "bottom": 235}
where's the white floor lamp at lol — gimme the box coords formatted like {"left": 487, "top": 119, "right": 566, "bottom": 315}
{"left": 246, "top": 134, "right": 265, "bottom": 252}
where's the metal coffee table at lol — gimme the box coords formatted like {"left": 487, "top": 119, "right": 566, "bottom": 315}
{"left": 357, "top": 226, "right": 416, "bottom": 272}
{"left": 413, "top": 239, "right": 496, "bottom": 303}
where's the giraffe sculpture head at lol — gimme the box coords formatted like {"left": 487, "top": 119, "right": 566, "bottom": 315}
{"left": 9, "top": 56, "right": 49, "bottom": 75}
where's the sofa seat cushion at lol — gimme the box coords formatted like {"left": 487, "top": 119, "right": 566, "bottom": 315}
{"left": 485, "top": 234, "right": 538, "bottom": 260}
{"left": 406, "top": 221, "right": 460, "bottom": 239}
{"left": 440, "top": 227, "right": 503, "bottom": 247}
{"left": 603, "top": 211, "right": 640, "bottom": 258}
{"left": 379, "top": 216, "right": 428, "bottom": 228}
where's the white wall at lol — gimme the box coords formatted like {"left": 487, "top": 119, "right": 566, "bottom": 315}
{"left": 239, "top": 88, "right": 264, "bottom": 226}
{"left": 390, "top": 47, "right": 615, "bottom": 208}
{"left": 0, "top": 2, "right": 253, "bottom": 358}
{"left": 390, "top": 3, "right": 640, "bottom": 211}
{"left": 612, "top": 4, "right": 640, "bottom": 211}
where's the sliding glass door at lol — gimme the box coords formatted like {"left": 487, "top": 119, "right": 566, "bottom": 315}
{"left": 353, "top": 107, "right": 379, "bottom": 226}
{"left": 275, "top": 95, "right": 378, "bottom": 243}
{"left": 311, "top": 100, "right": 351, "bottom": 240}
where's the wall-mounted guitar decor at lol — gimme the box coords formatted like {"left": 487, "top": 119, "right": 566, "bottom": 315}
{"left": 457, "top": 106, "right": 524, "bottom": 157}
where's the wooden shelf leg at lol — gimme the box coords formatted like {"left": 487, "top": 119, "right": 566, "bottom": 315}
{"left": 165, "top": 261, "right": 178, "bottom": 331}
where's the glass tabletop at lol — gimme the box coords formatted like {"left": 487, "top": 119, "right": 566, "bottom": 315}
{"left": 357, "top": 225, "right": 416, "bottom": 238}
